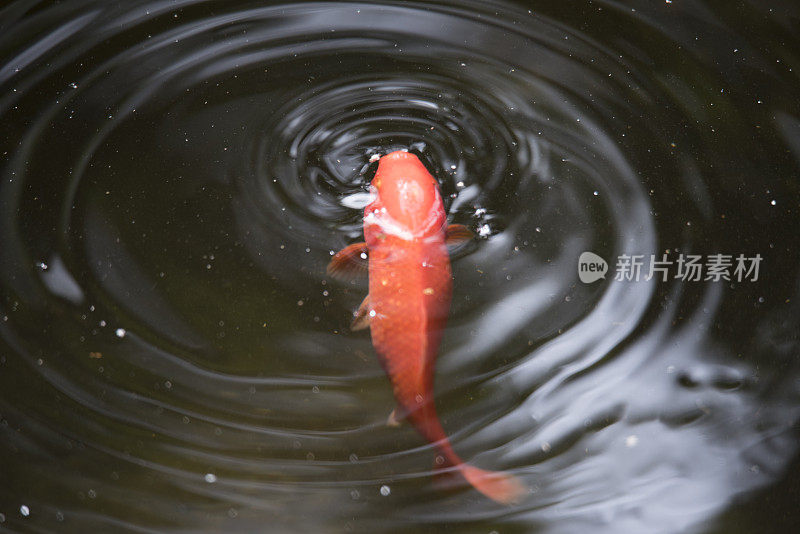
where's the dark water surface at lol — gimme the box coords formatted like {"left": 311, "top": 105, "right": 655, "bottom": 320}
{"left": 1, "top": 0, "right": 799, "bottom": 532}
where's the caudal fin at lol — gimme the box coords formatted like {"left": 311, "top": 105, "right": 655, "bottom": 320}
{"left": 458, "top": 464, "right": 527, "bottom": 505}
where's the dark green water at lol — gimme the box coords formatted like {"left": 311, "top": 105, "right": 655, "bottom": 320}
{"left": 1, "top": 0, "right": 798, "bottom": 532}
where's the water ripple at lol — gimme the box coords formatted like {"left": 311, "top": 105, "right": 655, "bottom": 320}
{"left": 1, "top": 0, "right": 798, "bottom": 532}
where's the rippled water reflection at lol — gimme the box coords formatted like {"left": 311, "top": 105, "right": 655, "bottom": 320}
{"left": 1, "top": 0, "right": 799, "bottom": 532}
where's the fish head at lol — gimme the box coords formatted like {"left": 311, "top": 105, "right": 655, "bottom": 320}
{"left": 365, "top": 151, "right": 445, "bottom": 239}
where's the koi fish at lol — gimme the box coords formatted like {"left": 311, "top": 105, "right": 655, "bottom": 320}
{"left": 328, "top": 151, "right": 525, "bottom": 504}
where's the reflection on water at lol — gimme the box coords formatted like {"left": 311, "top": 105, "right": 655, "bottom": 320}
{"left": 1, "top": 0, "right": 799, "bottom": 532}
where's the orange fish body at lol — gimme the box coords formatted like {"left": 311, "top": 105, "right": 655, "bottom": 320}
{"left": 330, "top": 151, "right": 524, "bottom": 504}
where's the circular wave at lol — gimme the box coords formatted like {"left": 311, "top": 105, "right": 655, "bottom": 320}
{"left": 0, "top": 1, "right": 798, "bottom": 532}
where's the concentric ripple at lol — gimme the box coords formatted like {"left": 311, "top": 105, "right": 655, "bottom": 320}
{"left": 1, "top": 1, "right": 799, "bottom": 532}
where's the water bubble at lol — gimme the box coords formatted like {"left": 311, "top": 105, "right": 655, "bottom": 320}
{"left": 380, "top": 485, "right": 391, "bottom": 496}
{"left": 20, "top": 505, "right": 30, "bottom": 517}
{"left": 204, "top": 473, "right": 217, "bottom": 483}
{"left": 115, "top": 328, "right": 126, "bottom": 338}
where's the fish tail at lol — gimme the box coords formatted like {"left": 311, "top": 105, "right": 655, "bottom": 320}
{"left": 457, "top": 464, "right": 527, "bottom": 505}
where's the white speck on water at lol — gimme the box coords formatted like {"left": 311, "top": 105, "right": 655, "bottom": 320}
{"left": 770, "top": 199, "right": 776, "bottom": 205}
{"left": 20, "top": 505, "right": 30, "bottom": 517}
{"left": 450, "top": 164, "right": 456, "bottom": 170}
{"left": 329, "top": 250, "right": 335, "bottom": 256}
{"left": 360, "top": 252, "right": 367, "bottom": 260}
{"left": 593, "top": 191, "right": 599, "bottom": 196}
{"left": 456, "top": 181, "right": 465, "bottom": 187}
{"left": 350, "top": 489, "right": 360, "bottom": 500}
{"left": 541, "top": 442, "right": 552, "bottom": 453}
{"left": 204, "top": 473, "right": 217, "bottom": 483}
{"left": 369, "top": 310, "right": 376, "bottom": 317}
{"left": 380, "top": 485, "right": 391, "bottom": 496}
{"left": 626, "top": 435, "right": 639, "bottom": 447}
{"left": 474, "top": 207, "right": 487, "bottom": 217}
{"left": 37, "top": 262, "right": 48, "bottom": 270}
{"left": 349, "top": 453, "right": 358, "bottom": 462}
{"left": 115, "top": 328, "right": 126, "bottom": 338}
{"left": 369, "top": 154, "right": 380, "bottom": 163}
{"left": 478, "top": 224, "right": 491, "bottom": 237}
{"left": 312, "top": 385, "right": 320, "bottom": 393}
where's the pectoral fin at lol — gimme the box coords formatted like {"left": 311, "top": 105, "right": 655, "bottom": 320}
{"left": 327, "top": 242, "right": 368, "bottom": 281}
{"left": 445, "top": 224, "right": 473, "bottom": 246}
{"left": 350, "top": 294, "right": 371, "bottom": 331}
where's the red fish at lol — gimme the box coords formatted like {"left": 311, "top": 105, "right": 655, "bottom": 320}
{"left": 328, "top": 151, "right": 525, "bottom": 504}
